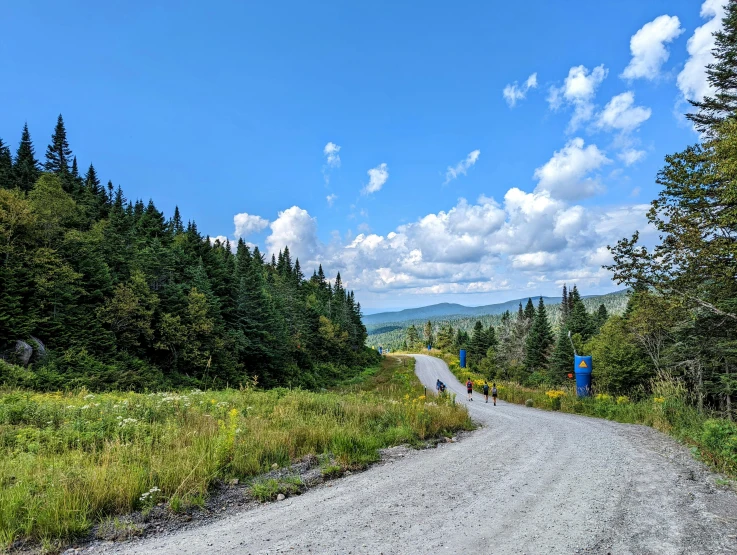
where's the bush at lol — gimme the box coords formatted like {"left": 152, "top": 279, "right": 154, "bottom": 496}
{"left": 525, "top": 399, "right": 534, "bottom": 407}
{"left": 701, "top": 419, "right": 737, "bottom": 475}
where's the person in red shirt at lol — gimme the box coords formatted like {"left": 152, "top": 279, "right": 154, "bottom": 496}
{"left": 466, "top": 378, "right": 473, "bottom": 401}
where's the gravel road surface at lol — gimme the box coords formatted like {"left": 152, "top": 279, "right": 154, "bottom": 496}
{"left": 89, "top": 355, "right": 737, "bottom": 554}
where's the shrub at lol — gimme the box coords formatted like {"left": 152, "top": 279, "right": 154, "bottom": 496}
{"left": 525, "top": 399, "right": 534, "bottom": 407}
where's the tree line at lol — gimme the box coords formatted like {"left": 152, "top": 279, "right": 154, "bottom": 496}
{"left": 0, "top": 116, "right": 376, "bottom": 390}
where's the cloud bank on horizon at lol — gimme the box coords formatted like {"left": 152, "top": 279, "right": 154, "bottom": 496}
{"left": 211, "top": 0, "right": 724, "bottom": 310}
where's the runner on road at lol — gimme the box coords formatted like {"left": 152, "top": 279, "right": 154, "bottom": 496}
{"left": 466, "top": 378, "right": 473, "bottom": 401}
{"left": 483, "top": 381, "right": 490, "bottom": 403}
{"left": 492, "top": 383, "right": 498, "bottom": 406}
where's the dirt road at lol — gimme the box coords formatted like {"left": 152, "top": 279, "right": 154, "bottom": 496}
{"left": 91, "top": 355, "right": 737, "bottom": 554}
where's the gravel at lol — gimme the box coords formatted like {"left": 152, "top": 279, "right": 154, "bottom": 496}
{"left": 76, "top": 355, "right": 737, "bottom": 554}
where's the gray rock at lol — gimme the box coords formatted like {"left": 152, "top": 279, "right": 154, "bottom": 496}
{"left": 276, "top": 494, "right": 286, "bottom": 501}
{"left": 15, "top": 340, "right": 32, "bottom": 366}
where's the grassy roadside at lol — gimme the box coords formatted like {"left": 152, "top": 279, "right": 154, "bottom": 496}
{"left": 0, "top": 356, "right": 471, "bottom": 550}
{"left": 431, "top": 351, "right": 737, "bottom": 479}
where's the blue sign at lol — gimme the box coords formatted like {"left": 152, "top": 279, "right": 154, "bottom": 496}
{"left": 460, "top": 349, "right": 467, "bottom": 368}
{"left": 574, "top": 355, "right": 592, "bottom": 397}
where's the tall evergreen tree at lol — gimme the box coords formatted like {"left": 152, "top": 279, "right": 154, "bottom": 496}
{"left": 594, "top": 304, "right": 609, "bottom": 331}
{"left": 13, "top": 123, "right": 40, "bottom": 192}
{"left": 0, "top": 138, "right": 12, "bottom": 189}
{"left": 524, "top": 298, "right": 536, "bottom": 321}
{"left": 561, "top": 284, "right": 569, "bottom": 323}
{"left": 525, "top": 297, "right": 553, "bottom": 371}
{"left": 423, "top": 320, "right": 434, "bottom": 348}
{"left": 44, "top": 114, "right": 73, "bottom": 178}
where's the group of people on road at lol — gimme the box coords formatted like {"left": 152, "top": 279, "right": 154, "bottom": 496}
{"left": 435, "top": 377, "right": 498, "bottom": 405}
{"left": 465, "top": 379, "right": 497, "bottom": 405}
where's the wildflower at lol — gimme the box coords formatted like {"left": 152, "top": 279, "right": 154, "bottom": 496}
{"left": 546, "top": 390, "right": 566, "bottom": 399}
{"left": 211, "top": 399, "right": 216, "bottom": 404}
{"left": 653, "top": 397, "right": 666, "bottom": 404}
{"left": 616, "top": 396, "right": 629, "bottom": 405}
{"left": 84, "top": 394, "right": 94, "bottom": 400}
{"left": 595, "top": 394, "right": 612, "bottom": 402}
{"left": 229, "top": 408, "right": 239, "bottom": 418}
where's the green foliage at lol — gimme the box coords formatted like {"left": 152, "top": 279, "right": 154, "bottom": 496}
{"left": 0, "top": 117, "right": 379, "bottom": 391}
{"left": 585, "top": 316, "right": 652, "bottom": 395}
{"left": 524, "top": 297, "right": 553, "bottom": 372}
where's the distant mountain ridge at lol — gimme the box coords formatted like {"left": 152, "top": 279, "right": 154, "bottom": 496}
{"left": 363, "top": 290, "right": 628, "bottom": 326}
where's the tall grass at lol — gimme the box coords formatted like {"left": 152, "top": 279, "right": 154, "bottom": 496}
{"left": 0, "top": 356, "right": 471, "bottom": 549}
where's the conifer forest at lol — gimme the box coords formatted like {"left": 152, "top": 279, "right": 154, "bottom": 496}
{"left": 0, "top": 116, "right": 375, "bottom": 390}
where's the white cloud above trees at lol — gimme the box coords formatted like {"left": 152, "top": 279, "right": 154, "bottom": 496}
{"left": 678, "top": 0, "right": 726, "bottom": 103}
{"left": 622, "top": 15, "right": 684, "bottom": 80}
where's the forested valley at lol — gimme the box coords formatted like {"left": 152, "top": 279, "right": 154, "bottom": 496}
{"left": 0, "top": 117, "right": 376, "bottom": 391}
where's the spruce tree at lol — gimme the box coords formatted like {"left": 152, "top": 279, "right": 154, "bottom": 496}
{"left": 525, "top": 297, "right": 553, "bottom": 371}
{"left": 13, "top": 123, "right": 40, "bottom": 192}
{"left": 550, "top": 327, "right": 574, "bottom": 381}
{"left": 524, "top": 298, "right": 536, "bottom": 321}
{"left": 688, "top": 3, "right": 737, "bottom": 135}
{"left": 594, "top": 304, "right": 609, "bottom": 331}
{"left": 561, "top": 284, "right": 569, "bottom": 323}
{"left": 0, "top": 138, "right": 12, "bottom": 189}
{"left": 423, "top": 320, "right": 434, "bottom": 347}
{"left": 469, "top": 320, "right": 486, "bottom": 366}
{"left": 44, "top": 114, "right": 73, "bottom": 178}
{"left": 84, "top": 163, "right": 101, "bottom": 193}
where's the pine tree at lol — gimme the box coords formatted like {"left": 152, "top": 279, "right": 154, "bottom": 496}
{"left": 525, "top": 297, "right": 553, "bottom": 371}
{"left": 688, "top": 3, "right": 737, "bottom": 135}
{"left": 550, "top": 328, "right": 575, "bottom": 381}
{"left": 45, "top": 114, "right": 73, "bottom": 179}
{"left": 561, "top": 284, "right": 569, "bottom": 323}
{"left": 13, "top": 123, "right": 40, "bottom": 192}
{"left": 0, "top": 138, "right": 12, "bottom": 189}
{"left": 524, "top": 298, "right": 536, "bottom": 321}
{"left": 594, "top": 304, "right": 609, "bottom": 331}
{"left": 469, "top": 321, "right": 486, "bottom": 366}
{"left": 84, "top": 163, "right": 101, "bottom": 193}
{"left": 423, "top": 320, "right": 434, "bottom": 348}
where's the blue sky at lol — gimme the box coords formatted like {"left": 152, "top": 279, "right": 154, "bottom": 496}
{"left": 1, "top": 0, "right": 725, "bottom": 311}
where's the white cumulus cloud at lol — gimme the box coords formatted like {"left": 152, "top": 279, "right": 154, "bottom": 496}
{"left": 265, "top": 206, "right": 319, "bottom": 263}
{"left": 678, "top": 0, "right": 726, "bottom": 104}
{"left": 444, "top": 149, "right": 481, "bottom": 184}
{"left": 596, "top": 92, "right": 652, "bottom": 132}
{"left": 622, "top": 15, "right": 684, "bottom": 80}
{"left": 326, "top": 194, "right": 337, "bottom": 207}
{"left": 233, "top": 212, "right": 269, "bottom": 238}
{"left": 533, "top": 138, "right": 611, "bottom": 201}
{"left": 548, "top": 65, "right": 609, "bottom": 132}
{"left": 363, "top": 163, "right": 389, "bottom": 194}
{"left": 503, "top": 73, "right": 538, "bottom": 107}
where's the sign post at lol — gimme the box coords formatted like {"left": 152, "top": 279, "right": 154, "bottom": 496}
{"left": 460, "top": 349, "right": 467, "bottom": 368}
